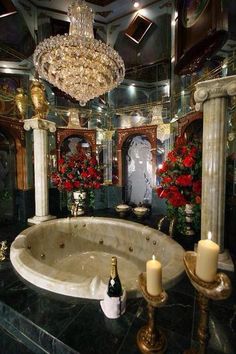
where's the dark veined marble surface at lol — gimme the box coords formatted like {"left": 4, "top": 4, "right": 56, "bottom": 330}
{"left": 0, "top": 212, "right": 235, "bottom": 354}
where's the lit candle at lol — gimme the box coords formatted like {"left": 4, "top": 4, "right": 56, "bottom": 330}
{"left": 195, "top": 232, "right": 220, "bottom": 282}
{"left": 146, "top": 255, "right": 162, "bottom": 296}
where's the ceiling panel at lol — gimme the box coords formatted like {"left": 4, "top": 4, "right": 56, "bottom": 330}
{"left": 87, "top": 0, "right": 117, "bottom": 6}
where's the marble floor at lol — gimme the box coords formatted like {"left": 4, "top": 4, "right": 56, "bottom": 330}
{"left": 0, "top": 214, "right": 235, "bottom": 354}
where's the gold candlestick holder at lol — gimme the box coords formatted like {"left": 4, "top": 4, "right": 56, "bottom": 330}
{"left": 183, "top": 251, "right": 232, "bottom": 354}
{"left": 137, "top": 273, "right": 168, "bottom": 354}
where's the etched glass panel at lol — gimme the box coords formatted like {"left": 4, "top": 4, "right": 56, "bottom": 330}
{"left": 126, "top": 136, "right": 152, "bottom": 205}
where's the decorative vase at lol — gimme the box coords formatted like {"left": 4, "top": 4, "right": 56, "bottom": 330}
{"left": 30, "top": 80, "right": 49, "bottom": 119}
{"left": 71, "top": 190, "right": 87, "bottom": 216}
{"left": 185, "top": 204, "right": 195, "bottom": 236}
{"left": 15, "top": 88, "right": 28, "bottom": 121}
{"left": 73, "top": 190, "right": 87, "bottom": 206}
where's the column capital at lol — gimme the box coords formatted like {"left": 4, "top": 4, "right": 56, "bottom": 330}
{"left": 24, "top": 118, "right": 56, "bottom": 133}
{"left": 194, "top": 75, "right": 236, "bottom": 111}
{"left": 103, "top": 130, "right": 115, "bottom": 141}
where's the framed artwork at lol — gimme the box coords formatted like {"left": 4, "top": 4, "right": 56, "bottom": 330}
{"left": 175, "top": 0, "right": 227, "bottom": 75}
{"left": 181, "top": 0, "right": 210, "bottom": 28}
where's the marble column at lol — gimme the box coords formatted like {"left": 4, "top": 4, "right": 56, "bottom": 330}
{"left": 24, "top": 118, "right": 56, "bottom": 224}
{"left": 194, "top": 76, "right": 236, "bottom": 268}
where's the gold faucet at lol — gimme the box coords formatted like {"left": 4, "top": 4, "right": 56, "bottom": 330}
{"left": 0, "top": 241, "right": 8, "bottom": 261}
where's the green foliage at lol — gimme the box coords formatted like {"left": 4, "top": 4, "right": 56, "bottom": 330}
{"left": 0, "top": 190, "right": 10, "bottom": 201}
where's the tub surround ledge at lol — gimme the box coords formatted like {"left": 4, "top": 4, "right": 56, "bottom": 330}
{"left": 10, "top": 217, "right": 185, "bottom": 300}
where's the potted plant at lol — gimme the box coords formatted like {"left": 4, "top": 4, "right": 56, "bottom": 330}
{"left": 156, "top": 136, "right": 202, "bottom": 237}
{"left": 51, "top": 152, "right": 102, "bottom": 211}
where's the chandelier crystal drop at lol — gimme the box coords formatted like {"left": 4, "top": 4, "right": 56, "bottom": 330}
{"left": 33, "top": 0, "right": 125, "bottom": 106}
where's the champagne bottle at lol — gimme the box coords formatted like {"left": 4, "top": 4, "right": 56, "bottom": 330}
{"left": 107, "top": 256, "right": 123, "bottom": 297}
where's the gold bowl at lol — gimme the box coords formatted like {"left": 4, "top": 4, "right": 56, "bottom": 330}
{"left": 133, "top": 206, "right": 149, "bottom": 219}
{"left": 115, "top": 204, "right": 131, "bottom": 217}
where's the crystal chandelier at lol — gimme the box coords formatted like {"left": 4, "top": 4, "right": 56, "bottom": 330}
{"left": 33, "top": 0, "right": 125, "bottom": 106}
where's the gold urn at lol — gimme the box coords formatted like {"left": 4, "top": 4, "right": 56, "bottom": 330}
{"left": 15, "top": 88, "right": 28, "bottom": 121}
{"left": 30, "top": 80, "right": 49, "bottom": 119}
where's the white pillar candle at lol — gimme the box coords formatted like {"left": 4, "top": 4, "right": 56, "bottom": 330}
{"left": 196, "top": 232, "right": 220, "bottom": 282}
{"left": 146, "top": 255, "right": 162, "bottom": 296}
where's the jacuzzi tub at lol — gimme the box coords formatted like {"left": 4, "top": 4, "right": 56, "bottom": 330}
{"left": 10, "top": 217, "right": 184, "bottom": 299}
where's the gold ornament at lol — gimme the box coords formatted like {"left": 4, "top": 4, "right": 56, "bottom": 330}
{"left": 15, "top": 88, "right": 28, "bottom": 121}
{"left": 30, "top": 80, "right": 49, "bottom": 119}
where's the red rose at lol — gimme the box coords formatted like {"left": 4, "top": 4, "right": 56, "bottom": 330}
{"left": 63, "top": 180, "right": 73, "bottom": 191}
{"left": 195, "top": 196, "right": 201, "bottom": 204}
{"left": 183, "top": 156, "right": 195, "bottom": 168}
{"left": 90, "top": 157, "right": 98, "bottom": 166}
{"left": 189, "top": 146, "right": 197, "bottom": 157}
{"left": 74, "top": 181, "right": 81, "bottom": 188}
{"left": 88, "top": 167, "right": 97, "bottom": 178}
{"left": 193, "top": 180, "right": 201, "bottom": 195}
{"left": 169, "top": 191, "right": 186, "bottom": 207}
{"left": 162, "top": 176, "right": 172, "bottom": 184}
{"left": 93, "top": 182, "right": 101, "bottom": 189}
{"left": 67, "top": 173, "right": 75, "bottom": 180}
{"left": 167, "top": 151, "right": 177, "bottom": 163}
{"left": 60, "top": 166, "right": 67, "bottom": 173}
{"left": 181, "top": 146, "right": 188, "bottom": 155}
{"left": 68, "top": 160, "right": 75, "bottom": 168}
{"left": 161, "top": 189, "right": 169, "bottom": 198}
{"left": 58, "top": 158, "right": 64, "bottom": 165}
{"left": 156, "top": 187, "right": 169, "bottom": 199}
{"left": 169, "top": 185, "right": 178, "bottom": 192}
{"left": 81, "top": 171, "right": 88, "bottom": 179}
{"left": 176, "top": 174, "right": 193, "bottom": 186}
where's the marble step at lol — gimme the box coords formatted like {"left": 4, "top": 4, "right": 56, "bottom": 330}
{"left": 0, "top": 326, "right": 36, "bottom": 354}
{"left": 0, "top": 302, "right": 79, "bottom": 354}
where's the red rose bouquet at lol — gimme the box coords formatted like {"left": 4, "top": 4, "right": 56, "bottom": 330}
{"left": 51, "top": 152, "right": 102, "bottom": 207}
{"left": 156, "top": 136, "right": 202, "bottom": 235}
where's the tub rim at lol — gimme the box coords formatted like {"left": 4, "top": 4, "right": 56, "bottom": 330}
{"left": 10, "top": 217, "right": 185, "bottom": 299}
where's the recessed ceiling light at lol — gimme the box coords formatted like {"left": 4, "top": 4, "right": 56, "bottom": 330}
{"left": 133, "top": 2, "right": 140, "bottom": 8}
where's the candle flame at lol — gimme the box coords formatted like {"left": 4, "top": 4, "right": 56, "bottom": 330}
{"left": 152, "top": 254, "right": 156, "bottom": 260}
{"left": 207, "top": 231, "right": 212, "bottom": 240}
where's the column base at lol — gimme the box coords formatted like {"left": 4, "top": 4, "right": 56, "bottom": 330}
{"left": 218, "top": 249, "right": 234, "bottom": 272}
{"left": 27, "top": 215, "right": 56, "bottom": 225}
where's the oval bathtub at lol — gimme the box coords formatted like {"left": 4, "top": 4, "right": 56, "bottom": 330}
{"left": 10, "top": 217, "right": 184, "bottom": 299}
